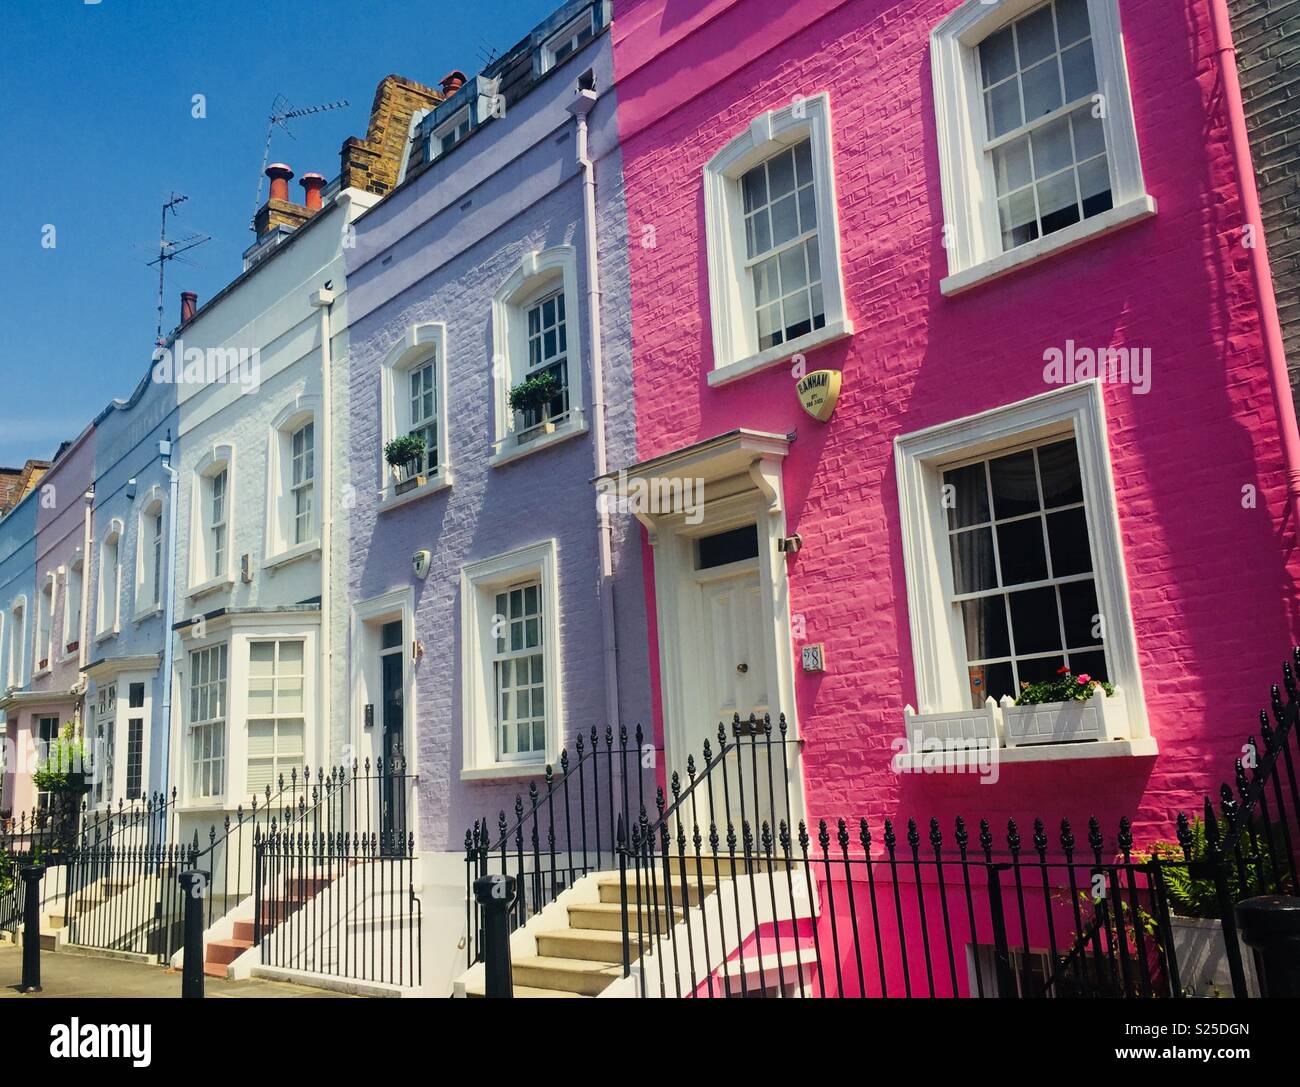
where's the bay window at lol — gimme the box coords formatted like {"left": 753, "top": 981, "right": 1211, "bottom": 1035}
{"left": 246, "top": 639, "right": 305, "bottom": 793}
{"left": 188, "top": 643, "right": 228, "bottom": 799}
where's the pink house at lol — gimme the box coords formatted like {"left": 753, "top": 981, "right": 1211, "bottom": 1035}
{"left": 607, "top": 0, "right": 1300, "bottom": 861}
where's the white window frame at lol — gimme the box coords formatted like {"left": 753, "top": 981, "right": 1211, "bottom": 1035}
{"left": 92, "top": 680, "right": 117, "bottom": 809}
{"left": 894, "top": 380, "right": 1147, "bottom": 744}
{"left": 540, "top": 7, "right": 597, "bottom": 72}
{"left": 63, "top": 553, "right": 83, "bottom": 659}
{"left": 931, "top": 0, "right": 1154, "bottom": 296}
{"left": 491, "top": 247, "right": 587, "bottom": 466}
{"left": 702, "top": 92, "right": 853, "bottom": 386}
{"left": 133, "top": 486, "right": 166, "bottom": 620}
{"left": 121, "top": 677, "right": 151, "bottom": 802}
{"left": 265, "top": 401, "right": 322, "bottom": 565}
{"left": 34, "top": 571, "right": 56, "bottom": 675}
{"left": 245, "top": 638, "right": 307, "bottom": 796}
{"left": 378, "top": 323, "right": 452, "bottom": 511}
{"left": 189, "top": 445, "right": 235, "bottom": 598}
{"left": 96, "top": 519, "right": 123, "bottom": 639}
{"left": 460, "top": 539, "right": 562, "bottom": 779}
{"left": 429, "top": 107, "right": 471, "bottom": 163}
{"left": 187, "top": 642, "right": 228, "bottom": 803}
{"left": 7, "top": 596, "right": 27, "bottom": 690}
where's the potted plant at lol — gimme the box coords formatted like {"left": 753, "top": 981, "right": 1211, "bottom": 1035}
{"left": 384, "top": 434, "right": 428, "bottom": 494}
{"left": 33, "top": 722, "right": 91, "bottom": 852}
{"left": 1142, "top": 819, "right": 1269, "bottom": 997}
{"left": 508, "top": 372, "right": 561, "bottom": 441}
{"left": 1001, "top": 667, "right": 1126, "bottom": 747}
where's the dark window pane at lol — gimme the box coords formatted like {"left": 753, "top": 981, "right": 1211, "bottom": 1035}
{"left": 972, "top": 662, "right": 1016, "bottom": 707}
{"left": 1067, "top": 649, "right": 1108, "bottom": 683}
{"left": 129, "top": 682, "right": 145, "bottom": 708}
{"left": 1009, "top": 586, "right": 1062, "bottom": 654}
{"left": 997, "top": 518, "right": 1049, "bottom": 585}
{"left": 1047, "top": 508, "right": 1093, "bottom": 575}
{"left": 951, "top": 528, "right": 998, "bottom": 594}
{"left": 696, "top": 525, "right": 759, "bottom": 570}
{"left": 989, "top": 450, "right": 1040, "bottom": 519}
{"left": 1037, "top": 440, "right": 1083, "bottom": 507}
{"left": 381, "top": 621, "right": 403, "bottom": 650}
{"left": 1018, "top": 655, "right": 1067, "bottom": 687}
{"left": 962, "top": 597, "right": 1010, "bottom": 660}
{"left": 944, "top": 462, "right": 990, "bottom": 529}
{"left": 1059, "top": 579, "right": 1101, "bottom": 647}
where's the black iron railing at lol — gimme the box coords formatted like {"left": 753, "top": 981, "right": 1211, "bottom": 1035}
{"left": 463, "top": 724, "right": 654, "bottom": 966}
{"left": 253, "top": 756, "right": 422, "bottom": 988}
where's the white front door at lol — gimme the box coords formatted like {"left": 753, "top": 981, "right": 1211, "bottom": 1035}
{"left": 700, "top": 570, "right": 770, "bottom": 729}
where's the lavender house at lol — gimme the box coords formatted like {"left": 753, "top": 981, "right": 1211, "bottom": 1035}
{"left": 342, "top": 0, "right": 649, "bottom": 984}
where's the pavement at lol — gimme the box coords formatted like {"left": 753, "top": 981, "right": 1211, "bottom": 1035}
{"left": 0, "top": 945, "right": 345, "bottom": 998}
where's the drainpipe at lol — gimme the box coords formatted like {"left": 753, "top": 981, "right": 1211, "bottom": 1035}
{"left": 79, "top": 489, "right": 93, "bottom": 671}
{"left": 566, "top": 85, "right": 621, "bottom": 732}
{"left": 310, "top": 286, "right": 336, "bottom": 767}
{"left": 159, "top": 434, "right": 180, "bottom": 799}
{"left": 1209, "top": 0, "right": 1300, "bottom": 518}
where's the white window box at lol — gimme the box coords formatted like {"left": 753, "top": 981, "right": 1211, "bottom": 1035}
{"left": 903, "top": 698, "right": 1003, "bottom": 748}
{"left": 1000, "top": 688, "right": 1127, "bottom": 747}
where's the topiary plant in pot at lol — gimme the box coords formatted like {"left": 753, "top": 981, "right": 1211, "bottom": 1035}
{"left": 384, "top": 434, "right": 429, "bottom": 493}
{"left": 508, "top": 372, "right": 561, "bottom": 438}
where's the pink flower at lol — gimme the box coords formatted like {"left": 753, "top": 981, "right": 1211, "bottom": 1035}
{"left": 1077, "top": 674, "right": 1091, "bottom": 684}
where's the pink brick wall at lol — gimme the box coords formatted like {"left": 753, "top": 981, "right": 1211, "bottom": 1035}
{"left": 612, "top": 0, "right": 1300, "bottom": 839}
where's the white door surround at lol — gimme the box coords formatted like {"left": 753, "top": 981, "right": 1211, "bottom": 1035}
{"left": 599, "top": 429, "right": 802, "bottom": 822}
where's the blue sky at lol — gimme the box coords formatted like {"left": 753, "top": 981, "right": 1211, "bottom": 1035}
{"left": 0, "top": 0, "right": 559, "bottom": 467}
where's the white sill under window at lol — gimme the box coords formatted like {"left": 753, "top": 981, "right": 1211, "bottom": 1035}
{"left": 94, "top": 624, "right": 120, "bottom": 645}
{"left": 31, "top": 665, "right": 51, "bottom": 680}
{"left": 708, "top": 317, "right": 854, "bottom": 388}
{"left": 940, "top": 196, "right": 1157, "bottom": 297}
{"left": 894, "top": 735, "right": 1157, "bottom": 771}
{"left": 491, "top": 417, "right": 588, "bottom": 469}
{"left": 378, "top": 471, "right": 452, "bottom": 514}
{"left": 263, "top": 539, "right": 321, "bottom": 571}
{"left": 187, "top": 573, "right": 234, "bottom": 601}
{"left": 461, "top": 759, "right": 550, "bottom": 783}
{"left": 132, "top": 603, "right": 163, "bottom": 624}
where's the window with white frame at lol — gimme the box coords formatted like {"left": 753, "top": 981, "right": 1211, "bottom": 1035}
{"left": 246, "top": 640, "right": 306, "bottom": 793}
{"left": 290, "top": 421, "right": 314, "bottom": 545}
{"left": 460, "top": 540, "right": 561, "bottom": 774}
{"left": 7, "top": 599, "right": 25, "bottom": 689}
{"left": 35, "top": 573, "right": 54, "bottom": 671}
{"left": 541, "top": 7, "right": 596, "bottom": 71}
{"left": 209, "top": 468, "right": 228, "bottom": 578}
{"left": 64, "top": 556, "right": 83, "bottom": 654}
{"left": 126, "top": 681, "right": 145, "bottom": 801}
{"left": 192, "top": 453, "right": 233, "bottom": 588}
{"left": 97, "top": 522, "right": 122, "bottom": 636}
{"left": 492, "top": 249, "right": 584, "bottom": 453}
{"left": 35, "top": 715, "right": 58, "bottom": 812}
{"left": 188, "top": 643, "right": 227, "bottom": 799}
{"left": 429, "top": 108, "right": 471, "bottom": 162}
{"left": 93, "top": 681, "right": 116, "bottom": 807}
{"left": 703, "top": 93, "right": 851, "bottom": 381}
{"left": 895, "top": 381, "right": 1145, "bottom": 739}
{"left": 380, "top": 325, "right": 450, "bottom": 499}
{"left": 931, "top": 0, "right": 1152, "bottom": 292}
{"left": 135, "top": 492, "right": 165, "bottom": 614}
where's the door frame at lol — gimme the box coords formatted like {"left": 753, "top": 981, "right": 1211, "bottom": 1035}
{"left": 350, "top": 587, "right": 418, "bottom": 801}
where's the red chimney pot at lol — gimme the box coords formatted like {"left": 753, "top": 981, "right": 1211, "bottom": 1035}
{"left": 440, "top": 70, "right": 468, "bottom": 96}
{"left": 180, "top": 291, "right": 198, "bottom": 324}
{"left": 300, "top": 172, "right": 327, "bottom": 211}
{"left": 266, "top": 163, "right": 294, "bottom": 202}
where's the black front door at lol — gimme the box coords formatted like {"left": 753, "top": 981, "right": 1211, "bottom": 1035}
{"left": 379, "top": 621, "right": 406, "bottom": 851}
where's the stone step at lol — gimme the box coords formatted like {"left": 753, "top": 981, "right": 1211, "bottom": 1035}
{"left": 205, "top": 938, "right": 252, "bottom": 967}
{"left": 232, "top": 920, "right": 255, "bottom": 942}
{"left": 511, "top": 955, "right": 623, "bottom": 996}
{"left": 565, "top": 901, "right": 683, "bottom": 932}
{"left": 597, "top": 873, "right": 716, "bottom": 907}
{"left": 535, "top": 927, "right": 630, "bottom": 965}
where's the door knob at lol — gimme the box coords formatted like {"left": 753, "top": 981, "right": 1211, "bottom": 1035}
{"left": 736, "top": 662, "right": 748, "bottom": 674}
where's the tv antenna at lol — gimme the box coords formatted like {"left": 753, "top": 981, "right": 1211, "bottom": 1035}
{"left": 253, "top": 94, "right": 350, "bottom": 224}
{"left": 147, "top": 192, "right": 210, "bottom": 347}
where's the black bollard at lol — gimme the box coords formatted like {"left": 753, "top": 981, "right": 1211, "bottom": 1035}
{"left": 19, "top": 865, "right": 45, "bottom": 993}
{"left": 1236, "top": 895, "right": 1300, "bottom": 997}
{"left": 178, "top": 870, "right": 206, "bottom": 999}
{"left": 472, "top": 873, "right": 517, "bottom": 997}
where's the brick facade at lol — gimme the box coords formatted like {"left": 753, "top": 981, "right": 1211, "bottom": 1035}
{"left": 339, "top": 75, "right": 444, "bottom": 197}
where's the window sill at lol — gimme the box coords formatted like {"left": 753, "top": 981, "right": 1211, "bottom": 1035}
{"left": 263, "top": 540, "right": 321, "bottom": 572}
{"left": 940, "top": 195, "right": 1158, "bottom": 297}
{"left": 132, "top": 604, "right": 163, "bottom": 625}
{"left": 893, "top": 735, "right": 1157, "bottom": 772}
{"left": 31, "top": 666, "right": 51, "bottom": 681}
{"left": 707, "top": 317, "right": 855, "bottom": 388}
{"left": 378, "top": 471, "right": 453, "bottom": 514}
{"left": 490, "top": 419, "right": 588, "bottom": 469}
{"left": 461, "top": 761, "right": 550, "bottom": 782}
{"left": 187, "top": 574, "right": 234, "bottom": 601}
{"left": 94, "top": 626, "right": 120, "bottom": 646}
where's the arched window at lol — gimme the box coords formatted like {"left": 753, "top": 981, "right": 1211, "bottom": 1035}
{"left": 134, "top": 486, "right": 166, "bottom": 616}
{"left": 97, "top": 519, "right": 124, "bottom": 638}
{"left": 266, "top": 401, "right": 320, "bottom": 559}
{"left": 378, "top": 324, "right": 450, "bottom": 508}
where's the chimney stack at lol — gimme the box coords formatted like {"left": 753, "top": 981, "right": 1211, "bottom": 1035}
{"left": 180, "top": 291, "right": 198, "bottom": 324}
{"left": 266, "top": 163, "right": 294, "bottom": 202}
{"left": 300, "top": 172, "right": 327, "bottom": 211}
{"left": 440, "top": 70, "right": 468, "bottom": 96}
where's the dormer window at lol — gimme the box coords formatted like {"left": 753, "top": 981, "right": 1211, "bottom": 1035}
{"left": 541, "top": 8, "right": 596, "bottom": 71}
{"left": 432, "top": 108, "right": 471, "bottom": 161}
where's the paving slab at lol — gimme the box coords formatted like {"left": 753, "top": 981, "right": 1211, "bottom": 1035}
{"left": 0, "top": 945, "right": 345, "bottom": 998}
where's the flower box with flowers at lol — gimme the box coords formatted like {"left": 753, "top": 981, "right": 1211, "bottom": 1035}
{"left": 1000, "top": 668, "right": 1127, "bottom": 747}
